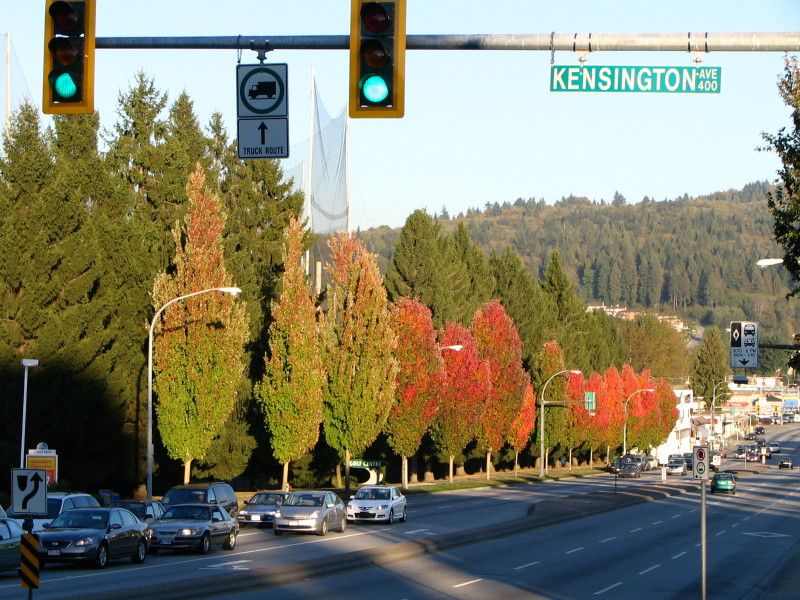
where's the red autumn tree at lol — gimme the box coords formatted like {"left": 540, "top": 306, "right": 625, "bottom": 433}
{"left": 509, "top": 382, "right": 536, "bottom": 477}
{"left": 472, "top": 301, "right": 528, "bottom": 480}
{"left": 385, "top": 297, "right": 445, "bottom": 489}
{"left": 599, "top": 366, "right": 625, "bottom": 461}
{"left": 565, "top": 371, "right": 589, "bottom": 471}
{"left": 582, "top": 372, "right": 605, "bottom": 467}
{"left": 431, "top": 322, "right": 491, "bottom": 484}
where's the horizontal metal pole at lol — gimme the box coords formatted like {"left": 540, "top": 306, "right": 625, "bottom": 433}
{"left": 96, "top": 32, "right": 800, "bottom": 52}
{"left": 759, "top": 344, "right": 800, "bottom": 351}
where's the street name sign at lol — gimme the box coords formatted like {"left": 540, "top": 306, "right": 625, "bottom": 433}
{"left": 236, "top": 64, "right": 289, "bottom": 159}
{"left": 550, "top": 65, "right": 721, "bottom": 93}
{"left": 11, "top": 469, "right": 47, "bottom": 515}
{"left": 693, "top": 446, "right": 709, "bottom": 480}
{"left": 730, "top": 321, "right": 758, "bottom": 368}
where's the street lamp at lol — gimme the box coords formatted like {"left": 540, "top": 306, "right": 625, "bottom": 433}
{"left": 539, "top": 369, "right": 581, "bottom": 478}
{"left": 147, "top": 287, "right": 242, "bottom": 501}
{"left": 756, "top": 258, "right": 784, "bottom": 268}
{"left": 19, "top": 358, "right": 39, "bottom": 468}
{"left": 441, "top": 344, "right": 463, "bottom": 352}
{"left": 623, "top": 388, "right": 656, "bottom": 456}
{"left": 709, "top": 380, "right": 729, "bottom": 451}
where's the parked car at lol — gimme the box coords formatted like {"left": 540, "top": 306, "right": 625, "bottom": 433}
{"left": 779, "top": 458, "right": 795, "bottom": 469}
{"left": 618, "top": 463, "right": 642, "bottom": 479}
{"left": 710, "top": 472, "right": 736, "bottom": 494}
{"left": 7, "top": 492, "right": 100, "bottom": 532}
{"left": 237, "top": 491, "right": 289, "bottom": 527}
{"left": 160, "top": 482, "right": 238, "bottom": 518}
{"left": 274, "top": 491, "right": 346, "bottom": 536}
{"left": 346, "top": 485, "right": 407, "bottom": 523}
{"left": 110, "top": 500, "right": 165, "bottom": 524}
{"left": 667, "top": 460, "right": 687, "bottom": 475}
{"left": 38, "top": 507, "right": 148, "bottom": 568}
{"left": 683, "top": 452, "right": 694, "bottom": 470}
{"left": 147, "top": 503, "right": 238, "bottom": 554}
{"left": 0, "top": 512, "right": 23, "bottom": 572}
{"left": 645, "top": 455, "right": 659, "bottom": 470}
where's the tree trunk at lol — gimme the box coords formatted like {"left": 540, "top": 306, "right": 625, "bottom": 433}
{"left": 401, "top": 454, "right": 408, "bottom": 490}
{"left": 183, "top": 459, "right": 191, "bottom": 485}
{"left": 589, "top": 447, "right": 594, "bottom": 468}
{"left": 282, "top": 461, "right": 290, "bottom": 491}
{"left": 449, "top": 454, "right": 454, "bottom": 484}
{"left": 335, "top": 463, "right": 342, "bottom": 489}
{"left": 344, "top": 449, "right": 351, "bottom": 498}
{"left": 514, "top": 450, "right": 519, "bottom": 479}
{"left": 606, "top": 444, "right": 611, "bottom": 466}
{"left": 486, "top": 450, "right": 492, "bottom": 480}
{"left": 545, "top": 447, "right": 550, "bottom": 475}
{"left": 568, "top": 447, "right": 573, "bottom": 472}
{"left": 409, "top": 454, "right": 418, "bottom": 483}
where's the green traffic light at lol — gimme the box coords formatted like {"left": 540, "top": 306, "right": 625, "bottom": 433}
{"left": 362, "top": 75, "right": 389, "bottom": 104}
{"left": 54, "top": 72, "right": 78, "bottom": 99}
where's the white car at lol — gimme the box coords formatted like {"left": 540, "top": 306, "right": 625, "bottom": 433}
{"left": 6, "top": 492, "right": 100, "bottom": 532}
{"left": 346, "top": 485, "right": 407, "bottom": 524}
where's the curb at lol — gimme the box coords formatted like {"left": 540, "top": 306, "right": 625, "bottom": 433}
{"left": 85, "top": 482, "right": 693, "bottom": 600}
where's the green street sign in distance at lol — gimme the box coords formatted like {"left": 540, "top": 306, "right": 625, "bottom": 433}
{"left": 237, "top": 64, "right": 288, "bottom": 117}
{"left": 550, "top": 65, "right": 721, "bottom": 93}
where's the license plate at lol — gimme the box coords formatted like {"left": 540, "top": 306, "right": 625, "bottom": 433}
{"left": 250, "top": 515, "right": 260, "bottom": 521}
{"left": 289, "top": 520, "right": 300, "bottom": 526}
{"left": 161, "top": 536, "right": 172, "bottom": 545}
{"left": 47, "top": 549, "right": 61, "bottom": 556}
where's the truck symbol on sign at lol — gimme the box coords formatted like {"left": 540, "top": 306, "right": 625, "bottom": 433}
{"left": 249, "top": 81, "right": 277, "bottom": 100}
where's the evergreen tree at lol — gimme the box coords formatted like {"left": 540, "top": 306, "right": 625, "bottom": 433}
{"left": 449, "top": 223, "right": 495, "bottom": 322}
{"left": 689, "top": 326, "right": 730, "bottom": 407}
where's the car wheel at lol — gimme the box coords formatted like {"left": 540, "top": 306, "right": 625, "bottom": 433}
{"left": 317, "top": 518, "right": 328, "bottom": 536}
{"left": 94, "top": 543, "right": 109, "bottom": 569}
{"left": 337, "top": 516, "right": 346, "bottom": 533}
{"left": 387, "top": 509, "right": 395, "bottom": 524}
{"left": 198, "top": 533, "right": 211, "bottom": 555}
{"left": 274, "top": 528, "right": 283, "bottom": 536}
{"left": 132, "top": 539, "right": 147, "bottom": 564}
{"left": 400, "top": 506, "right": 407, "bottom": 522}
{"left": 223, "top": 530, "right": 236, "bottom": 550}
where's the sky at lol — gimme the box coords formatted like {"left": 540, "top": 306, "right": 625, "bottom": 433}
{"left": 1, "top": 1, "right": 798, "bottom": 231}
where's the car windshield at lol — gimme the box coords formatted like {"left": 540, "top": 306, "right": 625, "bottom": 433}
{"left": 113, "top": 502, "right": 146, "bottom": 518}
{"left": 249, "top": 493, "right": 285, "bottom": 505}
{"left": 355, "top": 488, "right": 390, "bottom": 500}
{"left": 162, "top": 505, "right": 211, "bottom": 520}
{"left": 50, "top": 510, "right": 108, "bottom": 529}
{"left": 285, "top": 494, "right": 325, "bottom": 507}
{"left": 162, "top": 489, "right": 207, "bottom": 504}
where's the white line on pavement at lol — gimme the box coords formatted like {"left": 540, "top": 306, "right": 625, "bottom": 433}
{"left": 651, "top": 521, "right": 663, "bottom": 525}
{"left": 672, "top": 552, "right": 686, "bottom": 559}
{"left": 453, "top": 579, "right": 483, "bottom": 588}
{"left": 731, "top": 523, "right": 739, "bottom": 528}
{"left": 639, "top": 564, "right": 661, "bottom": 575}
{"left": 566, "top": 547, "right": 584, "bottom": 554}
{"left": 716, "top": 530, "right": 726, "bottom": 536}
{"left": 630, "top": 527, "right": 642, "bottom": 532}
{"left": 513, "top": 561, "right": 540, "bottom": 570}
{"left": 594, "top": 582, "right": 623, "bottom": 595}
{"left": 599, "top": 537, "right": 616, "bottom": 543}
{"left": 672, "top": 514, "right": 681, "bottom": 519}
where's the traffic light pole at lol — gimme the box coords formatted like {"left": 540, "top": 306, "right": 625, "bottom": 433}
{"left": 93, "top": 32, "right": 799, "bottom": 53}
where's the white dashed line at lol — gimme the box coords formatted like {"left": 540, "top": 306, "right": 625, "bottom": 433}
{"left": 566, "top": 547, "right": 584, "bottom": 554}
{"left": 599, "top": 537, "right": 616, "bottom": 543}
{"left": 716, "top": 530, "right": 726, "bottom": 536}
{"left": 731, "top": 523, "right": 739, "bottom": 528}
{"left": 453, "top": 579, "right": 483, "bottom": 588}
{"left": 630, "top": 527, "right": 642, "bottom": 533}
{"left": 651, "top": 521, "right": 663, "bottom": 525}
{"left": 639, "top": 564, "right": 661, "bottom": 575}
{"left": 672, "top": 514, "right": 681, "bottom": 519}
{"left": 513, "top": 561, "right": 540, "bottom": 570}
{"left": 672, "top": 552, "right": 687, "bottom": 559}
{"left": 594, "top": 582, "right": 623, "bottom": 595}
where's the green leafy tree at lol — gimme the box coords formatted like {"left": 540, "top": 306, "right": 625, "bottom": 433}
{"left": 153, "top": 165, "right": 249, "bottom": 484}
{"left": 689, "top": 326, "right": 730, "bottom": 408}
{"left": 619, "top": 313, "right": 689, "bottom": 379}
{"left": 323, "top": 234, "right": 398, "bottom": 496}
{"left": 533, "top": 340, "right": 569, "bottom": 473}
{"left": 258, "top": 216, "right": 324, "bottom": 489}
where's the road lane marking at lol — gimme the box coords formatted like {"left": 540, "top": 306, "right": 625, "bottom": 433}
{"left": 453, "top": 579, "right": 483, "bottom": 588}
{"left": 594, "top": 582, "right": 623, "bottom": 595}
{"left": 716, "top": 530, "right": 726, "bottom": 536}
{"left": 743, "top": 516, "right": 751, "bottom": 521}
{"left": 672, "top": 514, "right": 681, "bottom": 519}
{"left": 630, "top": 527, "right": 642, "bottom": 533}
{"left": 672, "top": 552, "right": 686, "bottom": 559}
{"left": 639, "top": 564, "right": 661, "bottom": 575}
{"left": 513, "top": 561, "right": 540, "bottom": 570}
{"left": 651, "top": 521, "right": 663, "bottom": 525}
{"left": 599, "top": 537, "right": 616, "bottom": 543}
{"left": 405, "top": 529, "right": 432, "bottom": 534}
{"left": 731, "top": 523, "right": 739, "bottom": 528}
{"left": 566, "top": 547, "right": 584, "bottom": 554}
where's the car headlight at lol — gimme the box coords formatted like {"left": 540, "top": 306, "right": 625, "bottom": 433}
{"left": 239, "top": 510, "right": 249, "bottom": 516}
{"left": 309, "top": 511, "right": 319, "bottom": 518}
{"left": 377, "top": 505, "right": 388, "bottom": 510}
{"left": 274, "top": 511, "right": 281, "bottom": 518}
{"left": 74, "top": 536, "right": 96, "bottom": 546}
{"left": 178, "top": 528, "right": 198, "bottom": 536}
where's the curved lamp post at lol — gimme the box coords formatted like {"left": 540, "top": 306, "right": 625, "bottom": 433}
{"left": 20, "top": 358, "right": 39, "bottom": 468}
{"left": 623, "top": 388, "right": 656, "bottom": 456}
{"left": 756, "top": 258, "right": 784, "bottom": 268}
{"left": 709, "top": 380, "right": 729, "bottom": 451}
{"left": 539, "top": 369, "right": 581, "bottom": 478}
{"left": 147, "top": 286, "right": 242, "bottom": 501}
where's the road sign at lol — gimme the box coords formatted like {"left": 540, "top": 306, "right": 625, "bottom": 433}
{"left": 693, "top": 446, "right": 709, "bottom": 480}
{"left": 237, "top": 118, "right": 289, "bottom": 159}
{"left": 11, "top": 469, "right": 47, "bottom": 515}
{"left": 550, "top": 65, "right": 721, "bottom": 93}
{"left": 25, "top": 449, "right": 58, "bottom": 486}
{"left": 730, "top": 321, "right": 759, "bottom": 368}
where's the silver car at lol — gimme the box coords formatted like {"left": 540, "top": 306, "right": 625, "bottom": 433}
{"left": 273, "top": 491, "right": 346, "bottom": 536}
{"left": 346, "top": 485, "right": 407, "bottom": 523}
{"left": 237, "top": 491, "right": 288, "bottom": 527}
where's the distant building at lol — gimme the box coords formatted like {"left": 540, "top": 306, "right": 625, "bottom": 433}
{"left": 585, "top": 303, "right": 688, "bottom": 332}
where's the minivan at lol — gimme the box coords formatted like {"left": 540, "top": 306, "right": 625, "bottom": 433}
{"left": 161, "top": 483, "right": 238, "bottom": 517}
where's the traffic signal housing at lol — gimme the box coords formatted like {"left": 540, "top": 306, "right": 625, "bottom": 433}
{"left": 349, "top": 1, "right": 406, "bottom": 118}
{"left": 43, "top": 0, "right": 96, "bottom": 114}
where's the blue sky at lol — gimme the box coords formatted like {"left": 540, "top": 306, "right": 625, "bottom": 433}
{"left": 1, "top": 1, "right": 798, "bottom": 230}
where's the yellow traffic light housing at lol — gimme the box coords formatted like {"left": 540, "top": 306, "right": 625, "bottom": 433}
{"left": 349, "top": 1, "right": 406, "bottom": 118}
{"left": 43, "top": 0, "right": 96, "bottom": 114}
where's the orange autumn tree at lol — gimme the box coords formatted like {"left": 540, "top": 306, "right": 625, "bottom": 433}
{"left": 509, "top": 382, "right": 536, "bottom": 477}
{"left": 385, "top": 297, "right": 445, "bottom": 490}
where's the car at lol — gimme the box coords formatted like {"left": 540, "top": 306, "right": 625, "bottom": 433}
{"left": 710, "top": 472, "right": 736, "bottom": 494}
{"left": 237, "top": 491, "right": 289, "bottom": 527}
{"left": 273, "top": 491, "right": 346, "bottom": 536}
{"left": 767, "top": 441, "right": 781, "bottom": 454}
{"left": 683, "top": 452, "right": 694, "bottom": 470}
{"left": 161, "top": 482, "right": 238, "bottom": 518}
{"left": 0, "top": 515, "right": 23, "bottom": 572}
{"left": 347, "top": 485, "right": 408, "bottom": 523}
{"left": 37, "top": 507, "right": 148, "bottom": 568}
{"left": 735, "top": 446, "right": 748, "bottom": 459}
{"left": 779, "top": 458, "right": 795, "bottom": 469}
{"left": 147, "top": 503, "right": 238, "bottom": 554}
{"left": 746, "top": 449, "right": 762, "bottom": 462}
{"left": 7, "top": 492, "right": 100, "bottom": 532}
{"left": 754, "top": 426, "right": 766, "bottom": 435}
{"left": 110, "top": 500, "right": 165, "bottom": 524}
{"left": 645, "top": 455, "right": 659, "bottom": 470}
{"left": 618, "top": 463, "right": 642, "bottom": 479}
{"left": 667, "top": 460, "right": 687, "bottom": 475}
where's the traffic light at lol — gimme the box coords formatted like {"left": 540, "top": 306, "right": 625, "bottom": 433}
{"left": 43, "top": 0, "right": 96, "bottom": 114}
{"left": 349, "top": 1, "right": 406, "bottom": 118}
